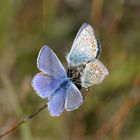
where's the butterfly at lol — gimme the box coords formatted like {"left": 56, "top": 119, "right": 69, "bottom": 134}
{"left": 32, "top": 46, "right": 83, "bottom": 117}
{"left": 66, "top": 23, "right": 101, "bottom": 67}
{"left": 66, "top": 23, "right": 109, "bottom": 89}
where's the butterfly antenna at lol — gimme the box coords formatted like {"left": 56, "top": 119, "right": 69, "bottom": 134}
{"left": 0, "top": 104, "right": 48, "bottom": 139}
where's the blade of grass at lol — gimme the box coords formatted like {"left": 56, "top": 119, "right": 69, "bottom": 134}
{"left": 0, "top": 70, "right": 32, "bottom": 140}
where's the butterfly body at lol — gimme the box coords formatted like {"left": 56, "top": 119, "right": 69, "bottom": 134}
{"left": 67, "top": 67, "right": 81, "bottom": 90}
{"left": 48, "top": 77, "right": 69, "bottom": 96}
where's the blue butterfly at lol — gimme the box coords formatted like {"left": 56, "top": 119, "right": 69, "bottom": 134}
{"left": 32, "top": 46, "right": 83, "bottom": 117}
{"left": 66, "top": 23, "right": 101, "bottom": 67}
{"left": 66, "top": 23, "right": 109, "bottom": 89}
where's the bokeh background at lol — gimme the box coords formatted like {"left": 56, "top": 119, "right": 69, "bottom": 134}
{"left": 0, "top": 0, "right": 140, "bottom": 140}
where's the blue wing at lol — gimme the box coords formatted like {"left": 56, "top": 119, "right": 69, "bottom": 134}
{"left": 32, "top": 73, "right": 60, "bottom": 99}
{"left": 47, "top": 88, "right": 66, "bottom": 117}
{"left": 37, "top": 45, "right": 67, "bottom": 78}
{"left": 65, "top": 82, "right": 83, "bottom": 111}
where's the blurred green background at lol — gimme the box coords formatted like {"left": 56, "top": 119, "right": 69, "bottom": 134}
{"left": 0, "top": 0, "right": 140, "bottom": 140}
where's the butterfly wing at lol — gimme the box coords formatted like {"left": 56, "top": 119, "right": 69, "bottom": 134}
{"left": 74, "top": 23, "right": 89, "bottom": 40}
{"left": 65, "top": 82, "right": 83, "bottom": 111}
{"left": 81, "top": 59, "right": 109, "bottom": 88}
{"left": 47, "top": 88, "right": 66, "bottom": 117}
{"left": 66, "top": 23, "right": 100, "bottom": 66}
{"left": 37, "top": 45, "right": 67, "bottom": 78}
{"left": 32, "top": 72, "right": 60, "bottom": 99}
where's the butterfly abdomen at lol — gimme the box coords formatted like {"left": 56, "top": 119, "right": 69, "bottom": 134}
{"left": 67, "top": 67, "right": 83, "bottom": 90}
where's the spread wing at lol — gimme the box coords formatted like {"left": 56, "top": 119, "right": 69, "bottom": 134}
{"left": 65, "top": 82, "right": 83, "bottom": 111}
{"left": 32, "top": 73, "right": 60, "bottom": 99}
{"left": 37, "top": 45, "right": 67, "bottom": 78}
{"left": 32, "top": 46, "right": 67, "bottom": 99}
{"left": 47, "top": 88, "right": 66, "bottom": 117}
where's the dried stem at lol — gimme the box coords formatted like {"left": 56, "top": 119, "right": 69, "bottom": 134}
{"left": 0, "top": 104, "right": 47, "bottom": 139}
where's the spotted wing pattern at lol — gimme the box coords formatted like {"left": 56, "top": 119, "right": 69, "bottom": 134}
{"left": 66, "top": 23, "right": 100, "bottom": 67}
